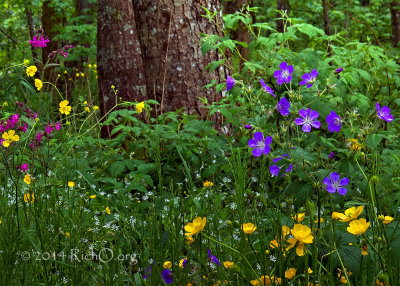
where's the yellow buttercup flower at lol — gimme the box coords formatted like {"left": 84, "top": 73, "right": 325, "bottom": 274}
{"left": 24, "top": 193, "right": 35, "bottom": 203}
{"left": 26, "top": 66, "right": 37, "bottom": 77}
{"left": 308, "top": 267, "right": 313, "bottom": 274}
{"left": 242, "top": 222, "right": 257, "bottom": 234}
{"left": 24, "top": 174, "right": 32, "bottom": 185}
{"left": 93, "top": 105, "right": 99, "bottom": 110}
{"left": 2, "top": 130, "right": 19, "bottom": 147}
{"left": 186, "top": 236, "right": 195, "bottom": 245}
{"left": 346, "top": 138, "right": 362, "bottom": 151}
{"left": 347, "top": 218, "right": 370, "bottom": 235}
{"left": 293, "top": 212, "right": 305, "bottom": 222}
{"left": 59, "top": 100, "right": 72, "bottom": 115}
{"left": 285, "top": 268, "right": 297, "bottom": 279}
{"left": 250, "top": 276, "right": 281, "bottom": 286}
{"left": 68, "top": 181, "right": 75, "bottom": 188}
{"left": 136, "top": 101, "right": 145, "bottom": 113}
{"left": 290, "top": 224, "right": 314, "bottom": 256}
{"left": 90, "top": 194, "right": 96, "bottom": 199}
{"left": 378, "top": 215, "right": 394, "bottom": 224}
{"left": 65, "top": 232, "right": 70, "bottom": 238}
{"left": 84, "top": 107, "right": 90, "bottom": 113}
{"left": 340, "top": 206, "right": 364, "bottom": 222}
{"left": 223, "top": 261, "right": 234, "bottom": 269}
{"left": 24, "top": 59, "right": 30, "bottom": 66}
{"left": 34, "top": 78, "right": 43, "bottom": 91}
{"left": 88, "top": 64, "right": 92, "bottom": 68}
{"left": 76, "top": 73, "right": 80, "bottom": 77}
{"left": 203, "top": 180, "right": 213, "bottom": 187}
{"left": 184, "top": 217, "right": 206, "bottom": 237}
{"left": 105, "top": 206, "right": 111, "bottom": 214}
{"left": 332, "top": 212, "right": 344, "bottom": 221}
{"left": 314, "top": 218, "right": 324, "bottom": 223}
{"left": 179, "top": 257, "right": 187, "bottom": 268}
{"left": 80, "top": 72, "right": 84, "bottom": 77}
{"left": 163, "top": 261, "right": 172, "bottom": 269}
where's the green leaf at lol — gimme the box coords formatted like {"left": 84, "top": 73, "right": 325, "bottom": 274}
{"left": 109, "top": 161, "right": 125, "bottom": 177}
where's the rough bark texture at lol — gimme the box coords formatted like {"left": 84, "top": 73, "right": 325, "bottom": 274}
{"left": 133, "top": 0, "right": 224, "bottom": 116}
{"left": 391, "top": 1, "right": 400, "bottom": 47}
{"left": 276, "top": 0, "right": 290, "bottom": 33}
{"left": 322, "top": 0, "right": 330, "bottom": 36}
{"left": 24, "top": 2, "right": 38, "bottom": 61}
{"left": 97, "top": 0, "right": 147, "bottom": 137}
{"left": 223, "top": 0, "right": 251, "bottom": 63}
{"left": 42, "top": 0, "right": 60, "bottom": 81}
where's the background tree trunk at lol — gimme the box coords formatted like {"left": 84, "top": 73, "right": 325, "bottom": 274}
{"left": 97, "top": 0, "right": 147, "bottom": 137}
{"left": 41, "top": 0, "right": 59, "bottom": 80}
{"left": 133, "top": 0, "right": 224, "bottom": 117}
{"left": 276, "top": 0, "right": 290, "bottom": 32}
{"left": 390, "top": 1, "right": 400, "bottom": 47}
{"left": 322, "top": 0, "right": 330, "bottom": 36}
{"left": 223, "top": 0, "right": 251, "bottom": 63}
{"left": 24, "top": 1, "right": 38, "bottom": 61}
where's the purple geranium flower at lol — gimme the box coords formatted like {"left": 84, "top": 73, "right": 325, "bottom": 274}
{"left": 299, "top": 69, "right": 318, "bottom": 88}
{"left": 273, "top": 62, "right": 294, "bottom": 85}
{"left": 161, "top": 269, "right": 173, "bottom": 284}
{"left": 273, "top": 154, "right": 289, "bottom": 163}
{"left": 143, "top": 264, "right": 152, "bottom": 279}
{"left": 248, "top": 132, "right": 272, "bottom": 157}
{"left": 277, "top": 97, "right": 290, "bottom": 116}
{"left": 244, "top": 124, "right": 252, "bottom": 130}
{"left": 323, "top": 172, "right": 349, "bottom": 195}
{"left": 329, "top": 152, "right": 335, "bottom": 160}
{"left": 207, "top": 249, "right": 221, "bottom": 265}
{"left": 259, "top": 78, "right": 275, "bottom": 97}
{"left": 335, "top": 68, "right": 343, "bottom": 73}
{"left": 226, "top": 75, "right": 235, "bottom": 91}
{"left": 376, "top": 103, "right": 393, "bottom": 122}
{"left": 326, "top": 111, "right": 341, "bottom": 132}
{"left": 295, "top": 108, "right": 321, "bottom": 132}
{"left": 270, "top": 165, "right": 281, "bottom": 177}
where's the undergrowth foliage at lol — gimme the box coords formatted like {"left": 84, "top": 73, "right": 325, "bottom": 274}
{"left": 0, "top": 5, "right": 400, "bottom": 286}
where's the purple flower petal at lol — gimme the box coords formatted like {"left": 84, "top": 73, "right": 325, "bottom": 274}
{"left": 161, "top": 269, "right": 173, "bottom": 284}
{"left": 330, "top": 172, "right": 340, "bottom": 183}
{"left": 280, "top": 61, "right": 288, "bottom": 70}
{"left": 287, "top": 65, "right": 294, "bottom": 74}
{"left": 308, "top": 110, "right": 319, "bottom": 120}
{"left": 227, "top": 75, "right": 235, "bottom": 91}
{"left": 298, "top": 109, "right": 309, "bottom": 119}
{"left": 329, "top": 152, "right": 335, "bottom": 160}
{"left": 262, "top": 145, "right": 271, "bottom": 155}
{"left": 248, "top": 139, "right": 257, "bottom": 148}
{"left": 310, "top": 120, "right": 321, "bottom": 129}
{"left": 335, "top": 68, "right": 343, "bottom": 73}
{"left": 273, "top": 157, "right": 282, "bottom": 163}
{"left": 326, "top": 185, "right": 336, "bottom": 193}
{"left": 253, "top": 132, "right": 264, "bottom": 142}
{"left": 306, "top": 83, "right": 313, "bottom": 88}
{"left": 339, "top": 177, "right": 349, "bottom": 186}
{"left": 301, "top": 73, "right": 311, "bottom": 81}
{"left": 245, "top": 124, "right": 252, "bottom": 129}
{"left": 286, "top": 164, "right": 293, "bottom": 172}
{"left": 270, "top": 165, "right": 281, "bottom": 177}
{"left": 302, "top": 124, "right": 312, "bottom": 132}
{"left": 252, "top": 148, "right": 262, "bottom": 157}
{"left": 274, "top": 70, "right": 283, "bottom": 79}
{"left": 295, "top": 118, "right": 305, "bottom": 125}
{"left": 299, "top": 80, "right": 308, "bottom": 86}
{"left": 337, "top": 187, "right": 348, "bottom": 195}
{"left": 277, "top": 97, "right": 290, "bottom": 116}
{"left": 310, "top": 69, "right": 318, "bottom": 78}
{"left": 323, "top": 177, "right": 332, "bottom": 186}
{"left": 285, "top": 75, "right": 292, "bottom": 84}
{"left": 264, "top": 136, "right": 272, "bottom": 145}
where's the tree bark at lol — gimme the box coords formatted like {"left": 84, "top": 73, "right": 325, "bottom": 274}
{"left": 276, "top": 0, "right": 290, "bottom": 33}
{"left": 391, "top": 1, "right": 400, "bottom": 47}
{"left": 42, "top": 0, "right": 60, "bottom": 80}
{"left": 322, "top": 0, "right": 330, "bottom": 36}
{"left": 24, "top": 2, "right": 38, "bottom": 61}
{"left": 133, "top": 0, "right": 224, "bottom": 116}
{"left": 97, "top": 0, "right": 147, "bottom": 137}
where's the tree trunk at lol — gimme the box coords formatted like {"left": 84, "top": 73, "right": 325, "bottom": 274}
{"left": 24, "top": 1, "right": 38, "bottom": 61}
{"left": 133, "top": 0, "right": 224, "bottom": 116}
{"left": 223, "top": 0, "right": 251, "bottom": 64}
{"left": 322, "top": 0, "right": 330, "bottom": 36}
{"left": 42, "top": 0, "right": 60, "bottom": 80}
{"left": 97, "top": 0, "right": 147, "bottom": 137}
{"left": 391, "top": 1, "right": 400, "bottom": 47}
{"left": 276, "top": 0, "right": 290, "bottom": 33}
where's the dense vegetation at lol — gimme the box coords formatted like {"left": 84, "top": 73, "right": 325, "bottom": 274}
{"left": 0, "top": 0, "right": 400, "bottom": 285}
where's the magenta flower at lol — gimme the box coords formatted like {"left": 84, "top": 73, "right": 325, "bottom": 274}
{"left": 273, "top": 62, "right": 294, "bottom": 85}
{"left": 295, "top": 108, "right": 321, "bottom": 132}
{"left": 55, "top": 122, "right": 62, "bottom": 131}
{"left": 323, "top": 172, "right": 349, "bottom": 195}
{"left": 277, "top": 97, "right": 290, "bottom": 116}
{"left": 326, "top": 111, "right": 341, "bottom": 132}
{"left": 44, "top": 124, "right": 54, "bottom": 135}
{"left": 29, "top": 36, "right": 50, "bottom": 48}
{"left": 376, "top": 103, "right": 393, "bottom": 122}
{"left": 161, "top": 269, "right": 173, "bottom": 284}
{"left": 259, "top": 78, "right": 275, "bottom": 97}
{"left": 299, "top": 69, "right": 318, "bottom": 88}
{"left": 19, "top": 163, "right": 28, "bottom": 173}
{"left": 226, "top": 75, "right": 235, "bottom": 91}
{"left": 248, "top": 132, "right": 272, "bottom": 157}
{"left": 207, "top": 249, "right": 221, "bottom": 265}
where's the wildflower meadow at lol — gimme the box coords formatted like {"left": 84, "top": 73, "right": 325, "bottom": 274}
{"left": 1, "top": 1, "right": 400, "bottom": 285}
